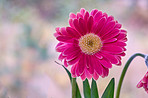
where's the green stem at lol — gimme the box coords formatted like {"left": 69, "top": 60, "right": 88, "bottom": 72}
{"left": 116, "top": 53, "right": 145, "bottom": 98}
{"left": 72, "top": 78, "right": 77, "bottom": 98}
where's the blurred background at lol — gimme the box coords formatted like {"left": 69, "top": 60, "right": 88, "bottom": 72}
{"left": 0, "top": 0, "right": 148, "bottom": 98}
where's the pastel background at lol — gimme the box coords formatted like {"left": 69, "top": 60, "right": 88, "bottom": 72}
{"left": 0, "top": 0, "right": 148, "bottom": 98}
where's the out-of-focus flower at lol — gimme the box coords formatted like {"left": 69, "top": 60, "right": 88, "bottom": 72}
{"left": 54, "top": 8, "right": 127, "bottom": 80}
{"left": 137, "top": 71, "right": 148, "bottom": 93}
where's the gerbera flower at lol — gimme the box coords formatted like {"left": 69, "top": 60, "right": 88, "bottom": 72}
{"left": 54, "top": 8, "right": 127, "bottom": 80}
{"left": 137, "top": 71, "right": 148, "bottom": 93}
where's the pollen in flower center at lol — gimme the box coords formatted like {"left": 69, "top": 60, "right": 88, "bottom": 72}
{"left": 79, "top": 33, "right": 102, "bottom": 55}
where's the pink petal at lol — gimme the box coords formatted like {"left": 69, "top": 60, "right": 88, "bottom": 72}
{"left": 88, "top": 56, "right": 94, "bottom": 74}
{"left": 137, "top": 81, "right": 143, "bottom": 88}
{"left": 102, "top": 29, "right": 120, "bottom": 40}
{"left": 71, "top": 64, "right": 77, "bottom": 77}
{"left": 56, "top": 36, "right": 72, "bottom": 42}
{"left": 100, "top": 52, "right": 119, "bottom": 65}
{"left": 69, "top": 19, "right": 75, "bottom": 28}
{"left": 101, "top": 66, "right": 109, "bottom": 78}
{"left": 66, "top": 27, "right": 81, "bottom": 38}
{"left": 116, "top": 32, "right": 127, "bottom": 40}
{"left": 92, "top": 17, "right": 106, "bottom": 34}
{"left": 66, "top": 49, "right": 81, "bottom": 61}
{"left": 121, "top": 29, "right": 127, "bottom": 34}
{"left": 99, "top": 21, "right": 116, "bottom": 37}
{"left": 103, "top": 38, "right": 117, "bottom": 43}
{"left": 94, "top": 11, "right": 103, "bottom": 22}
{"left": 54, "top": 32, "right": 61, "bottom": 38}
{"left": 102, "top": 13, "right": 108, "bottom": 18}
{"left": 107, "top": 15, "right": 114, "bottom": 22}
{"left": 64, "top": 59, "right": 68, "bottom": 67}
{"left": 73, "top": 19, "right": 84, "bottom": 35}
{"left": 56, "top": 43, "right": 70, "bottom": 52}
{"left": 69, "top": 13, "right": 76, "bottom": 19}
{"left": 77, "top": 12, "right": 83, "bottom": 19}
{"left": 95, "top": 52, "right": 103, "bottom": 59}
{"left": 102, "top": 45, "right": 123, "bottom": 54}
{"left": 84, "top": 11, "right": 89, "bottom": 21}
{"left": 68, "top": 53, "right": 82, "bottom": 65}
{"left": 115, "top": 23, "right": 122, "bottom": 29}
{"left": 58, "top": 53, "right": 66, "bottom": 61}
{"left": 99, "top": 58, "right": 112, "bottom": 68}
{"left": 81, "top": 72, "right": 86, "bottom": 81}
{"left": 94, "top": 58, "right": 103, "bottom": 76}
{"left": 78, "top": 54, "right": 86, "bottom": 75}
{"left": 90, "top": 9, "right": 99, "bottom": 16}
{"left": 85, "top": 55, "right": 90, "bottom": 68}
{"left": 93, "top": 71, "right": 99, "bottom": 80}
{"left": 54, "top": 27, "right": 62, "bottom": 37}
{"left": 56, "top": 42, "right": 64, "bottom": 48}
{"left": 79, "top": 18, "right": 87, "bottom": 35}
{"left": 87, "top": 16, "right": 93, "bottom": 33}
{"left": 63, "top": 46, "right": 79, "bottom": 56}
{"left": 60, "top": 27, "right": 69, "bottom": 36}
{"left": 55, "top": 27, "right": 61, "bottom": 34}
{"left": 80, "top": 8, "right": 86, "bottom": 16}
{"left": 85, "top": 70, "right": 92, "bottom": 79}
{"left": 108, "top": 41, "right": 126, "bottom": 46}
{"left": 118, "top": 52, "right": 126, "bottom": 56}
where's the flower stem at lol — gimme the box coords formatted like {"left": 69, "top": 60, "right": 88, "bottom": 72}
{"left": 72, "top": 78, "right": 77, "bottom": 98}
{"left": 116, "top": 53, "right": 145, "bottom": 98}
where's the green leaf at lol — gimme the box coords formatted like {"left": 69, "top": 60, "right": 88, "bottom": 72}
{"left": 76, "top": 83, "right": 81, "bottom": 98}
{"left": 55, "top": 61, "right": 81, "bottom": 98}
{"left": 55, "top": 61, "right": 72, "bottom": 82}
{"left": 83, "top": 79, "right": 91, "bottom": 98}
{"left": 62, "top": 65, "right": 72, "bottom": 82}
{"left": 101, "top": 78, "right": 115, "bottom": 98}
{"left": 72, "top": 78, "right": 81, "bottom": 98}
{"left": 91, "top": 78, "right": 99, "bottom": 98}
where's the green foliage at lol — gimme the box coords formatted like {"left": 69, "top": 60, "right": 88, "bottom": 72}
{"left": 83, "top": 79, "right": 91, "bottom": 98}
{"left": 91, "top": 78, "right": 99, "bottom": 98}
{"left": 102, "top": 78, "right": 115, "bottom": 98}
{"left": 56, "top": 62, "right": 81, "bottom": 98}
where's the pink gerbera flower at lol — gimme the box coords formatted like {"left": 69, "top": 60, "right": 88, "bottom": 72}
{"left": 54, "top": 8, "right": 127, "bottom": 80}
{"left": 137, "top": 71, "right": 148, "bottom": 93}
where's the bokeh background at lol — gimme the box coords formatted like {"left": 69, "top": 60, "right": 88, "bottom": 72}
{"left": 0, "top": 0, "right": 148, "bottom": 98}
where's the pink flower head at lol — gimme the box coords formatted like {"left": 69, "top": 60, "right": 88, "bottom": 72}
{"left": 137, "top": 71, "right": 148, "bottom": 93}
{"left": 54, "top": 8, "right": 127, "bottom": 80}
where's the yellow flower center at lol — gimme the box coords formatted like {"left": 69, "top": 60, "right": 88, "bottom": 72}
{"left": 79, "top": 33, "right": 102, "bottom": 55}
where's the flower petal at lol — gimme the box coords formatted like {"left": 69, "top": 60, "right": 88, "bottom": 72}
{"left": 63, "top": 46, "right": 79, "bottom": 56}
{"left": 69, "top": 13, "right": 76, "bottom": 19}
{"left": 92, "top": 17, "right": 106, "bottom": 34}
{"left": 80, "top": 8, "right": 86, "bottom": 16}
{"left": 90, "top": 9, "right": 99, "bottom": 16}
{"left": 101, "top": 66, "right": 109, "bottom": 78}
{"left": 79, "top": 18, "right": 87, "bottom": 34}
{"left": 93, "top": 71, "right": 99, "bottom": 80}
{"left": 78, "top": 54, "right": 86, "bottom": 75}
{"left": 102, "top": 29, "right": 120, "bottom": 40}
{"left": 99, "top": 58, "right": 112, "bottom": 68}
{"left": 94, "top": 11, "right": 103, "bottom": 22}
{"left": 87, "top": 16, "right": 93, "bottom": 33}
{"left": 66, "top": 27, "right": 81, "bottom": 38}
{"left": 100, "top": 52, "right": 119, "bottom": 65}
{"left": 99, "top": 21, "right": 116, "bottom": 37}
{"left": 103, "top": 38, "right": 117, "bottom": 43}
{"left": 102, "top": 45, "right": 123, "bottom": 54}
{"left": 77, "top": 12, "right": 83, "bottom": 19}
{"left": 73, "top": 19, "right": 84, "bottom": 35}
{"left": 84, "top": 11, "right": 89, "bottom": 21}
